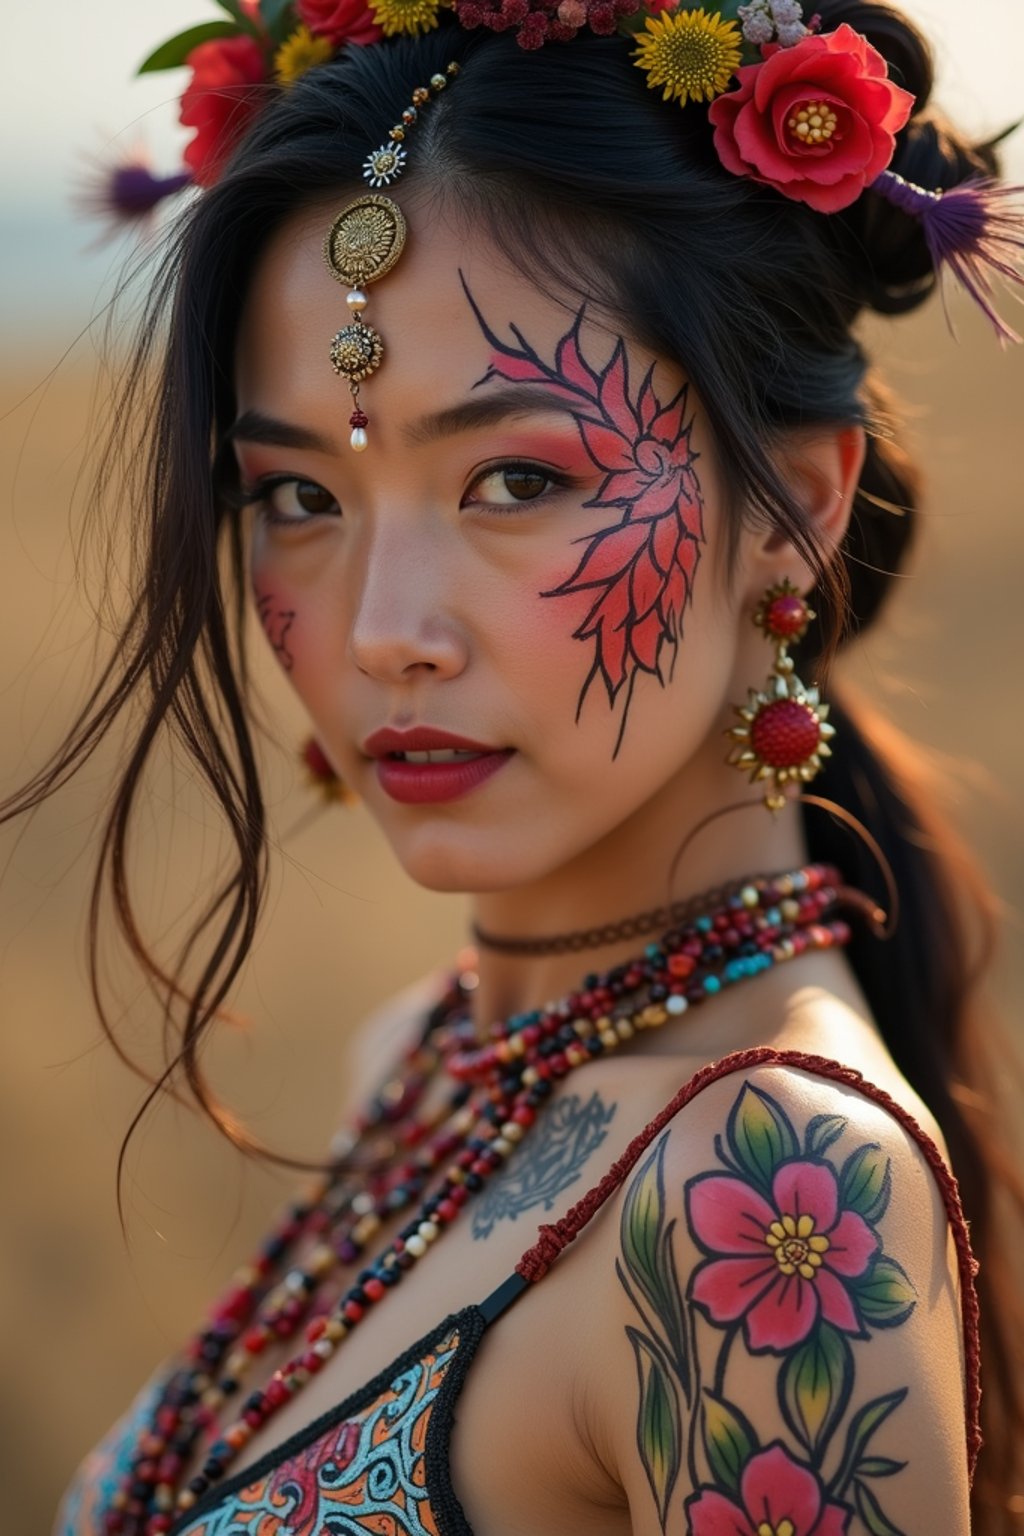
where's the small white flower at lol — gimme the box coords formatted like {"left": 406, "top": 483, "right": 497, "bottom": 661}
{"left": 362, "top": 141, "right": 407, "bottom": 188}
{"left": 776, "top": 19, "right": 809, "bottom": 45}
{"left": 769, "top": 0, "right": 804, "bottom": 23}
{"left": 738, "top": 0, "right": 774, "bottom": 45}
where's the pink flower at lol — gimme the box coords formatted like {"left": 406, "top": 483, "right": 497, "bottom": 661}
{"left": 707, "top": 22, "right": 914, "bottom": 213}
{"left": 296, "top": 0, "right": 383, "bottom": 45}
{"left": 179, "top": 36, "right": 268, "bottom": 188}
{"left": 686, "top": 1442, "right": 851, "bottom": 1535}
{"left": 686, "top": 1158, "right": 879, "bottom": 1351}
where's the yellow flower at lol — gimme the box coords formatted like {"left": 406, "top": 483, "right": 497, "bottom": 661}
{"left": 633, "top": 8, "right": 742, "bottom": 106}
{"left": 369, "top": 0, "right": 442, "bottom": 36}
{"left": 274, "top": 25, "right": 334, "bottom": 86}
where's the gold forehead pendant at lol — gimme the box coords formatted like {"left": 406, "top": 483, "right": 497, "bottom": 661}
{"left": 322, "top": 63, "right": 460, "bottom": 452}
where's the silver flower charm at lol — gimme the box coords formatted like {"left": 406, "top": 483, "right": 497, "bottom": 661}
{"left": 362, "top": 142, "right": 407, "bottom": 189}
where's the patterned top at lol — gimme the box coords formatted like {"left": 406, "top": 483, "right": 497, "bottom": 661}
{"left": 57, "top": 1048, "right": 983, "bottom": 1536}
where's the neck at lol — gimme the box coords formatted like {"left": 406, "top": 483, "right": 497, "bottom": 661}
{"left": 467, "top": 757, "right": 810, "bottom": 1029}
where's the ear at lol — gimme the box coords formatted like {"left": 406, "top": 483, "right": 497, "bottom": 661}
{"left": 749, "top": 422, "right": 866, "bottom": 591}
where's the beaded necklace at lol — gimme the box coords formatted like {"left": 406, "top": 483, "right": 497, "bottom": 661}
{"left": 106, "top": 862, "right": 853, "bottom": 1534}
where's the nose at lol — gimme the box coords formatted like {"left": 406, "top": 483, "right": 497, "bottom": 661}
{"left": 347, "top": 518, "right": 468, "bottom": 684}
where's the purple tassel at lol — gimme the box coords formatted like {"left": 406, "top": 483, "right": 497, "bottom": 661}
{"left": 871, "top": 169, "right": 1024, "bottom": 345}
{"left": 75, "top": 150, "right": 193, "bottom": 244}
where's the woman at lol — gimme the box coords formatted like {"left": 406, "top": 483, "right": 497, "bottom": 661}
{"left": 7, "top": 0, "right": 1024, "bottom": 1531}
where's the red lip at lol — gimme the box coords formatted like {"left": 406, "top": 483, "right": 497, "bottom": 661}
{"left": 375, "top": 751, "right": 513, "bottom": 804}
{"left": 363, "top": 726, "right": 501, "bottom": 758}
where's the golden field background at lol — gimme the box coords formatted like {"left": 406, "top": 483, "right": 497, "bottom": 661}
{"left": 1, "top": 293, "right": 1022, "bottom": 1530}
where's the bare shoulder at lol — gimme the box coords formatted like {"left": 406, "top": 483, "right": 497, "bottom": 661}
{"left": 588, "top": 1056, "right": 975, "bottom": 1536}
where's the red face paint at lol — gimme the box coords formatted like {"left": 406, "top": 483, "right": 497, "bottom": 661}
{"left": 463, "top": 277, "right": 706, "bottom": 757}
{"left": 254, "top": 589, "right": 297, "bottom": 672}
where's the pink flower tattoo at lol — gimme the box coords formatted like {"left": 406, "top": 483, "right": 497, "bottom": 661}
{"left": 463, "top": 277, "right": 705, "bottom": 755}
{"left": 685, "top": 1441, "right": 852, "bottom": 1536}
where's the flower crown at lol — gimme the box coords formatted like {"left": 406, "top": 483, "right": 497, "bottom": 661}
{"left": 95, "top": 0, "right": 1024, "bottom": 340}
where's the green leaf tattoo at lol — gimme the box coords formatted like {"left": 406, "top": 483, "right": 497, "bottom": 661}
{"left": 725, "top": 1082, "right": 800, "bottom": 1195}
{"left": 855, "top": 1474, "right": 910, "bottom": 1534}
{"left": 628, "top": 1327, "right": 683, "bottom": 1525}
{"left": 838, "top": 1141, "right": 893, "bottom": 1223}
{"left": 778, "top": 1322, "right": 853, "bottom": 1460}
{"left": 851, "top": 1255, "right": 917, "bottom": 1328}
{"left": 700, "top": 1391, "right": 758, "bottom": 1495}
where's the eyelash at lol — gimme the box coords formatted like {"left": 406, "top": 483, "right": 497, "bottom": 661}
{"left": 232, "top": 461, "right": 581, "bottom": 528}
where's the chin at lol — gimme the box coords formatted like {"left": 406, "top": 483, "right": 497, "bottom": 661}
{"left": 385, "top": 821, "right": 563, "bottom": 896}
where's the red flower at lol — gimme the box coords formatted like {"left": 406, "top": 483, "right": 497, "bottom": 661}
{"left": 296, "top": 0, "right": 383, "bottom": 45}
{"left": 707, "top": 22, "right": 914, "bottom": 214}
{"left": 686, "top": 1442, "right": 851, "bottom": 1536}
{"left": 179, "top": 36, "right": 268, "bottom": 187}
{"left": 686, "top": 1158, "right": 879, "bottom": 1351}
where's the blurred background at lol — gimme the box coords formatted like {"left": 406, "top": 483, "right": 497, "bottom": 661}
{"left": 1, "top": 2, "right": 1023, "bottom": 1530}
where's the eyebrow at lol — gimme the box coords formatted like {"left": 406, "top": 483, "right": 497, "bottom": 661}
{"left": 224, "top": 385, "right": 579, "bottom": 455}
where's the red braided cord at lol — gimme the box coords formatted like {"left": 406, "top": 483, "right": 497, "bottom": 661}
{"left": 514, "top": 1045, "right": 983, "bottom": 1486}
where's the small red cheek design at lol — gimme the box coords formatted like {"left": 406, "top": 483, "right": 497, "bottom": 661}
{"left": 255, "top": 590, "right": 297, "bottom": 672}
{"left": 464, "top": 277, "right": 706, "bottom": 758}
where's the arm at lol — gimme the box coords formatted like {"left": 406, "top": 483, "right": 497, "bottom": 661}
{"left": 594, "top": 1064, "right": 971, "bottom": 1536}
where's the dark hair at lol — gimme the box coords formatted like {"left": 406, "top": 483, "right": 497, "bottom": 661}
{"left": 3, "top": 2, "right": 1022, "bottom": 1524}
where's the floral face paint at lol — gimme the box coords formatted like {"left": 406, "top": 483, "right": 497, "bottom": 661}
{"left": 255, "top": 590, "right": 297, "bottom": 672}
{"left": 464, "top": 277, "right": 706, "bottom": 756}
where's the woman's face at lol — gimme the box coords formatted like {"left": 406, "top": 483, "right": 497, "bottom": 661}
{"left": 232, "top": 198, "right": 757, "bottom": 894}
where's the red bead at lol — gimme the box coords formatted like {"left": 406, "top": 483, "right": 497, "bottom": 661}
{"left": 470, "top": 1159, "right": 491, "bottom": 1177}
{"left": 301, "top": 1350, "right": 325, "bottom": 1373}
{"left": 243, "top": 1408, "right": 265, "bottom": 1428}
{"left": 448, "top": 1184, "right": 469, "bottom": 1206}
{"left": 668, "top": 953, "right": 696, "bottom": 978}
{"left": 437, "top": 1199, "right": 459, "bottom": 1222}
{"left": 307, "top": 1318, "right": 327, "bottom": 1341}
{"left": 765, "top": 592, "right": 808, "bottom": 637}
{"left": 512, "top": 1105, "right": 535, "bottom": 1126}
{"left": 343, "top": 1300, "right": 364, "bottom": 1323}
{"left": 363, "top": 1277, "right": 386, "bottom": 1300}
{"left": 750, "top": 698, "right": 821, "bottom": 768}
{"left": 156, "top": 1408, "right": 178, "bottom": 1436}
{"left": 265, "top": 1378, "right": 290, "bottom": 1407}
{"left": 349, "top": 408, "right": 369, "bottom": 429}
{"left": 146, "top": 1518, "right": 173, "bottom": 1534}
{"left": 244, "top": 1327, "right": 269, "bottom": 1354}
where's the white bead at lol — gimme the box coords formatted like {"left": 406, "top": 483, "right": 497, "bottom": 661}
{"left": 313, "top": 1339, "right": 335, "bottom": 1360}
{"left": 347, "top": 289, "right": 368, "bottom": 311}
{"left": 350, "top": 427, "right": 368, "bottom": 452}
{"left": 405, "top": 1234, "right": 427, "bottom": 1258}
{"left": 491, "top": 1137, "right": 513, "bottom": 1158}
{"left": 418, "top": 1220, "right": 440, "bottom": 1243}
{"left": 666, "top": 995, "right": 688, "bottom": 1016}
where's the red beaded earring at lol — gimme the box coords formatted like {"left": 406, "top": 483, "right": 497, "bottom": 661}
{"left": 725, "top": 578, "right": 836, "bottom": 813}
{"left": 300, "top": 736, "right": 357, "bottom": 806}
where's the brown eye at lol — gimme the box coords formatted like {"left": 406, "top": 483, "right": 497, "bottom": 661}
{"left": 502, "top": 469, "right": 549, "bottom": 501}
{"left": 468, "top": 464, "right": 557, "bottom": 507}
{"left": 249, "top": 477, "right": 341, "bottom": 524}
{"left": 291, "top": 480, "right": 335, "bottom": 515}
